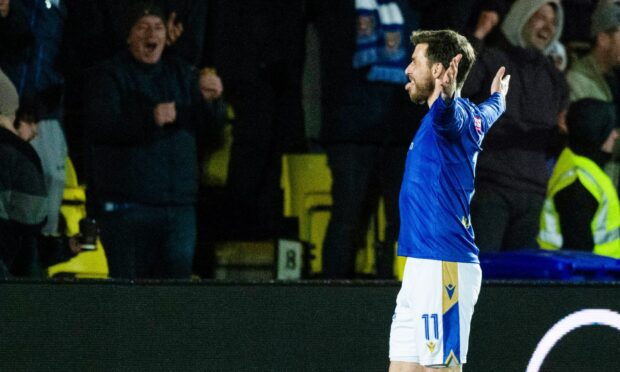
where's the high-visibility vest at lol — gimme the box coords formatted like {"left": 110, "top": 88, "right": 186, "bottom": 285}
{"left": 538, "top": 148, "right": 620, "bottom": 258}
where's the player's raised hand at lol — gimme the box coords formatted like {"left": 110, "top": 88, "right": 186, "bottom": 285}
{"left": 438, "top": 54, "right": 461, "bottom": 101}
{"left": 490, "top": 66, "right": 510, "bottom": 96}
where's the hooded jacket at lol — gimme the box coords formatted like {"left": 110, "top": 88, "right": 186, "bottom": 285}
{"left": 462, "top": 0, "right": 568, "bottom": 195}
{"left": 500, "top": 0, "right": 564, "bottom": 56}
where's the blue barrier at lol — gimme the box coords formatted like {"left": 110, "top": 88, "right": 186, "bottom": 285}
{"left": 479, "top": 249, "right": 620, "bottom": 281}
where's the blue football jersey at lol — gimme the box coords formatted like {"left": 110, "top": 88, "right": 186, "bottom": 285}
{"left": 397, "top": 92, "right": 505, "bottom": 263}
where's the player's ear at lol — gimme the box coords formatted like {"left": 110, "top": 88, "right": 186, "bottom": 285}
{"left": 432, "top": 63, "right": 443, "bottom": 79}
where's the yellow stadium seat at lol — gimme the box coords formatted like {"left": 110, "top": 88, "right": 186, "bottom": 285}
{"left": 281, "top": 154, "right": 333, "bottom": 273}
{"left": 201, "top": 105, "right": 236, "bottom": 187}
{"left": 281, "top": 153, "right": 333, "bottom": 219}
{"left": 201, "top": 123, "right": 233, "bottom": 187}
{"left": 281, "top": 153, "right": 397, "bottom": 277}
{"left": 47, "top": 158, "right": 109, "bottom": 279}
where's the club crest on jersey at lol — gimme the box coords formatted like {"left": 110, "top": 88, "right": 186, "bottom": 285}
{"left": 474, "top": 116, "right": 482, "bottom": 133}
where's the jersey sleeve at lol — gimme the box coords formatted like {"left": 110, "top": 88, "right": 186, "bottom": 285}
{"left": 429, "top": 95, "right": 464, "bottom": 137}
{"left": 477, "top": 92, "right": 505, "bottom": 133}
{"left": 464, "top": 92, "right": 505, "bottom": 147}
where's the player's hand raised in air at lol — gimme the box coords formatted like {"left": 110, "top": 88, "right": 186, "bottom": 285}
{"left": 490, "top": 66, "right": 510, "bottom": 97}
{"left": 438, "top": 54, "right": 461, "bottom": 102}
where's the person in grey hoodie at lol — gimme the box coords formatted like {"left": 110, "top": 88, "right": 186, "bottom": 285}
{"left": 461, "top": 0, "right": 569, "bottom": 252}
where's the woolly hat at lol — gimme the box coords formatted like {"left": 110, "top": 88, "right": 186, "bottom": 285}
{"left": 590, "top": 0, "right": 620, "bottom": 37}
{"left": 123, "top": 1, "right": 166, "bottom": 37}
{"left": 566, "top": 99, "right": 616, "bottom": 153}
{"left": 0, "top": 68, "right": 18, "bottom": 119}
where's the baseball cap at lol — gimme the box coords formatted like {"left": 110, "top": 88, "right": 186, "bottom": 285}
{"left": 591, "top": 1, "right": 620, "bottom": 37}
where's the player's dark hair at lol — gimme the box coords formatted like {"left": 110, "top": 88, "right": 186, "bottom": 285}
{"left": 410, "top": 30, "right": 476, "bottom": 89}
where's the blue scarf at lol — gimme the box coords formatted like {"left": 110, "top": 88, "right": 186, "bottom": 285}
{"left": 352, "top": 0, "right": 407, "bottom": 84}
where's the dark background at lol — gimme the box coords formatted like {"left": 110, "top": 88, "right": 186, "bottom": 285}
{"left": 0, "top": 280, "right": 618, "bottom": 371}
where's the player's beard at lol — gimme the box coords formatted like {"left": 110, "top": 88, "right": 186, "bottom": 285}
{"left": 408, "top": 75, "right": 434, "bottom": 105}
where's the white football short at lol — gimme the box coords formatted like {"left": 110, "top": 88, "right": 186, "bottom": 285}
{"left": 389, "top": 257, "right": 482, "bottom": 367}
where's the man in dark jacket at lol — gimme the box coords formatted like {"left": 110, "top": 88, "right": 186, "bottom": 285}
{"left": 0, "top": 69, "right": 47, "bottom": 279}
{"left": 63, "top": 0, "right": 219, "bottom": 183}
{"left": 462, "top": 0, "right": 569, "bottom": 252}
{"left": 84, "top": 2, "right": 224, "bottom": 279}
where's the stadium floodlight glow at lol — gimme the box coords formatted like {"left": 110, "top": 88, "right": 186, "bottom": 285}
{"left": 526, "top": 309, "right": 620, "bottom": 372}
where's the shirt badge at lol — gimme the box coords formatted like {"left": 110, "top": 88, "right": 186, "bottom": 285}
{"left": 474, "top": 116, "right": 482, "bottom": 134}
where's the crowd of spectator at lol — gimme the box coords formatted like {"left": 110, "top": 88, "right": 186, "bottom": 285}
{"left": 0, "top": 0, "right": 618, "bottom": 280}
